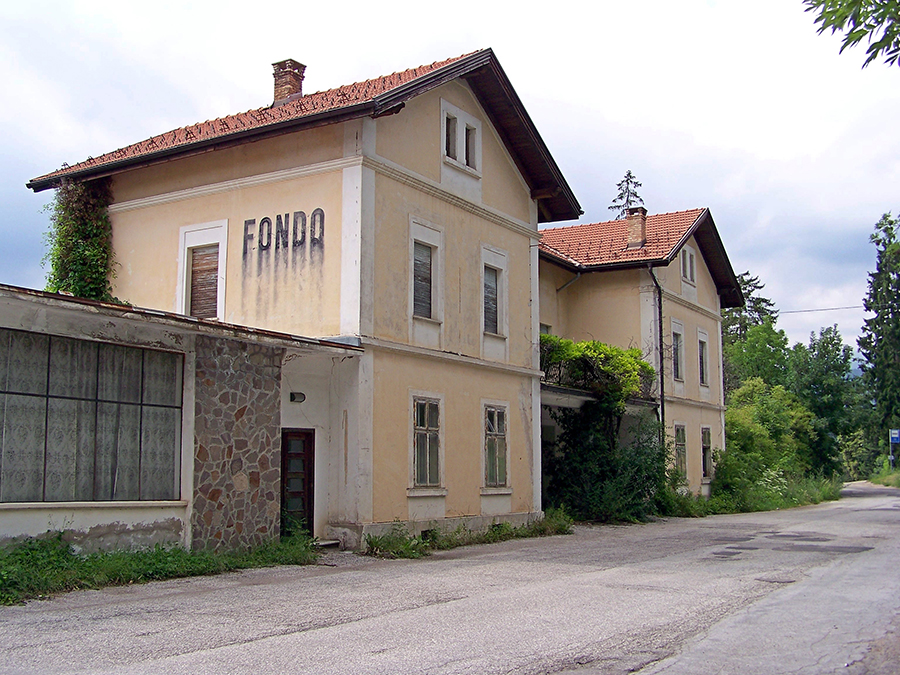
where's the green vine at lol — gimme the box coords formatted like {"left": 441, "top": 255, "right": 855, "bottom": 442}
{"left": 44, "top": 178, "right": 119, "bottom": 302}
{"left": 539, "top": 333, "right": 655, "bottom": 413}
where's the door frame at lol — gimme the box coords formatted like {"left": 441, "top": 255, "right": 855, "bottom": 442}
{"left": 280, "top": 428, "right": 315, "bottom": 536}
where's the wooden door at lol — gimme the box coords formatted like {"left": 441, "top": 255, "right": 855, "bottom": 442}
{"left": 281, "top": 429, "right": 314, "bottom": 536}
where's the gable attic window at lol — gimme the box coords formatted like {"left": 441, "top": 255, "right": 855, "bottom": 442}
{"left": 441, "top": 99, "right": 481, "bottom": 177}
{"left": 681, "top": 247, "right": 696, "bottom": 284}
{"left": 445, "top": 115, "right": 458, "bottom": 161}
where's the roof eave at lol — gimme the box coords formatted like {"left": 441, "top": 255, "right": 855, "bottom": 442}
{"left": 27, "top": 101, "right": 377, "bottom": 193}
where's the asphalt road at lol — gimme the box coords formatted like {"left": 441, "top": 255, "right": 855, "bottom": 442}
{"left": 2, "top": 481, "right": 899, "bottom": 674}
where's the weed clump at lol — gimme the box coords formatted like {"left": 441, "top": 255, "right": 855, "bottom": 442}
{"left": 363, "top": 509, "right": 574, "bottom": 559}
{"left": 0, "top": 531, "right": 319, "bottom": 605}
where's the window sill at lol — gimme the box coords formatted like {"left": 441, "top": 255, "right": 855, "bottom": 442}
{"left": 483, "top": 331, "right": 507, "bottom": 339}
{"left": 413, "top": 315, "right": 442, "bottom": 326}
{"left": 700, "top": 382, "right": 710, "bottom": 389}
{"left": 674, "top": 377, "right": 685, "bottom": 383}
{"left": 480, "top": 487, "right": 512, "bottom": 496}
{"left": 443, "top": 156, "right": 482, "bottom": 179}
{"left": 0, "top": 500, "right": 189, "bottom": 510}
{"left": 407, "top": 487, "right": 447, "bottom": 498}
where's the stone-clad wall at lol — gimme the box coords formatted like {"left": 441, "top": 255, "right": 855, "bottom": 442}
{"left": 192, "top": 335, "right": 283, "bottom": 551}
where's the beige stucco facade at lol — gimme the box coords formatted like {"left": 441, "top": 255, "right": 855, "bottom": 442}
{"left": 539, "top": 232, "right": 727, "bottom": 495}
{"left": 98, "top": 76, "right": 547, "bottom": 546}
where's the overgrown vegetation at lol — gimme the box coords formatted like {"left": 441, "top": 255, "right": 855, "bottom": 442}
{"left": 870, "top": 468, "right": 900, "bottom": 489}
{"left": 363, "top": 509, "right": 574, "bottom": 559}
{"left": 44, "top": 178, "right": 119, "bottom": 302}
{"left": 0, "top": 531, "right": 319, "bottom": 605}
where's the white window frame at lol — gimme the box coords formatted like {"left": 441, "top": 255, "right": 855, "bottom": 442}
{"left": 671, "top": 319, "right": 685, "bottom": 382}
{"left": 680, "top": 246, "right": 696, "bottom": 285}
{"left": 482, "top": 246, "right": 508, "bottom": 337}
{"left": 176, "top": 220, "right": 228, "bottom": 319}
{"left": 408, "top": 390, "right": 446, "bottom": 496}
{"left": 482, "top": 401, "right": 510, "bottom": 491}
{"left": 441, "top": 99, "right": 482, "bottom": 177}
{"left": 698, "top": 328, "right": 710, "bottom": 387}
{"left": 409, "top": 218, "right": 443, "bottom": 323}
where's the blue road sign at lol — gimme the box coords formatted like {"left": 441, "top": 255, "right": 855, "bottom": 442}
{"left": 891, "top": 429, "right": 900, "bottom": 444}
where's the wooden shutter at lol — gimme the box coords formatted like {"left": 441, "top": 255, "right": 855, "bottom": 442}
{"left": 413, "top": 242, "right": 432, "bottom": 318}
{"left": 190, "top": 245, "right": 218, "bottom": 319}
{"left": 484, "top": 266, "right": 498, "bottom": 334}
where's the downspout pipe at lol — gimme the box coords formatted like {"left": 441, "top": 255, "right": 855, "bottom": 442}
{"left": 648, "top": 264, "right": 665, "bottom": 445}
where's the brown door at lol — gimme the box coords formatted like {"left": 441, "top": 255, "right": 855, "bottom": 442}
{"left": 281, "top": 429, "right": 314, "bottom": 536}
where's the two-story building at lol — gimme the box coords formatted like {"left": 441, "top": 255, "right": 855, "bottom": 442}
{"left": 538, "top": 207, "right": 743, "bottom": 494}
{"left": 20, "top": 49, "right": 581, "bottom": 549}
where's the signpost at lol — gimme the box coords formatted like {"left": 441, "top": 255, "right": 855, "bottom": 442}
{"left": 890, "top": 429, "right": 899, "bottom": 470}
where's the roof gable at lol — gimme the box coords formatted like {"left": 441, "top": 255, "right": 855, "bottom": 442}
{"left": 27, "top": 50, "right": 581, "bottom": 223}
{"left": 540, "top": 208, "right": 744, "bottom": 308}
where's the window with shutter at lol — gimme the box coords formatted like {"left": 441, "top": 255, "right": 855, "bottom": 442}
{"left": 189, "top": 244, "right": 219, "bottom": 319}
{"left": 413, "top": 242, "right": 433, "bottom": 319}
{"left": 484, "top": 265, "right": 498, "bottom": 334}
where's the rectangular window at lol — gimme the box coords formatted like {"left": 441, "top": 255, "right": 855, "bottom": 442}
{"left": 0, "top": 328, "right": 182, "bottom": 503}
{"left": 178, "top": 220, "right": 227, "bottom": 319}
{"left": 484, "top": 266, "right": 499, "bottom": 335}
{"left": 484, "top": 406, "right": 507, "bottom": 487}
{"left": 413, "top": 398, "right": 440, "bottom": 487}
{"left": 539, "top": 323, "right": 552, "bottom": 335}
{"left": 413, "top": 242, "right": 433, "bottom": 319}
{"left": 672, "top": 330, "right": 684, "bottom": 381}
{"left": 445, "top": 115, "right": 457, "bottom": 160}
{"left": 681, "top": 248, "right": 696, "bottom": 283}
{"left": 465, "top": 125, "right": 477, "bottom": 169}
{"left": 699, "top": 338, "right": 709, "bottom": 386}
{"left": 674, "top": 424, "right": 686, "bottom": 475}
{"left": 701, "top": 427, "right": 712, "bottom": 478}
{"left": 189, "top": 244, "right": 219, "bottom": 319}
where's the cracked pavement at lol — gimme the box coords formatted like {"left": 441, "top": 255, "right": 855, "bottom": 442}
{"left": 1, "top": 481, "right": 898, "bottom": 674}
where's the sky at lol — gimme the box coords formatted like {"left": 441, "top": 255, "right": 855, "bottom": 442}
{"left": 2, "top": 0, "right": 897, "bottom": 349}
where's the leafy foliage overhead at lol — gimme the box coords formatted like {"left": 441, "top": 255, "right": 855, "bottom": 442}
{"left": 804, "top": 0, "right": 900, "bottom": 67}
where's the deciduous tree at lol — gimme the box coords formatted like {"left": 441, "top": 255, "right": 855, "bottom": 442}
{"left": 804, "top": 0, "right": 900, "bottom": 67}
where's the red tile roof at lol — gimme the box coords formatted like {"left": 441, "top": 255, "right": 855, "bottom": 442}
{"left": 29, "top": 52, "right": 475, "bottom": 188}
{"left": 539, "top": 209, "right": 705, "bottom": 267}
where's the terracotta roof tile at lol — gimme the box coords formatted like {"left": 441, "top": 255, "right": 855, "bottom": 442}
{"left": 540, "top": 209, "right": 705, "bottom": 267}
{"left": 32, "top": 52, "right": 476, "bottom": 186}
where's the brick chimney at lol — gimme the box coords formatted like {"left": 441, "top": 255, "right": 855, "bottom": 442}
{"left": 273, "top": 59, "right": 306, "bottom": 104}
{"left": 625, "top": 206, "right": 647, "bottom": 249}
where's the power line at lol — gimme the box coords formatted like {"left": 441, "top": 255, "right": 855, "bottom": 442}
{"left": 780, "top": 305, "right": 864, "bottom": 315}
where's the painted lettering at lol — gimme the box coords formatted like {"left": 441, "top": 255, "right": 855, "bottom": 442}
{"left": 310, "top": 208, "right": 325, "bottom": 248}
{"left": 292, "top": 211, "right": 306, "bottom": 247}
{"left": 275, "top": 213, "right": 290, "bottom": 250}
{"left": 243, "top": 219, "right": 256, "bottom": 256}
{"left": 258, "top": 217, "right": 272, "bottom": 251}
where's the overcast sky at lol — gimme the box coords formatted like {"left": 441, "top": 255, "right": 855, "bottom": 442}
{"left": 2, "top": 0, "right": 897, "bottom": 349}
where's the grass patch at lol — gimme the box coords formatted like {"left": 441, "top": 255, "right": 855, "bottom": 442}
{"left": 364, "top": 508, "right": 574, "bottom": 559}
{"left": 870, "top": 469, "right": 900, "bottom": 488}
{"left": 0, "top": 531, "right": 319, "bottom": 606}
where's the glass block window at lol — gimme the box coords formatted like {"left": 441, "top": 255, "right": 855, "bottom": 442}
{"left": 0, "top": 328, "right": 183, "bottom": 503}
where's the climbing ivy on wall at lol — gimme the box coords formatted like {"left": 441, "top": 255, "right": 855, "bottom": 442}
{"left": 44, "top": 178, "right": 118, "bottom": 302}
{"left": 540, "top": 334, "right": 669, "bottom": 521}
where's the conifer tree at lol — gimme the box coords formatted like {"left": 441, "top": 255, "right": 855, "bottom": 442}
{"left": 608, "top": 170, "right": 644, "bottom": 219}
{"left": 859, "top": 212, "right": 900, "bottom": 431}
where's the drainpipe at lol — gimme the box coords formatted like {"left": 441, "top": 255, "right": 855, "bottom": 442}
{"left": 648, "top": 264, "right": 665, "bottom": 444}
{"left": 556, "top": 272, "right": 581, "bottom": 293}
